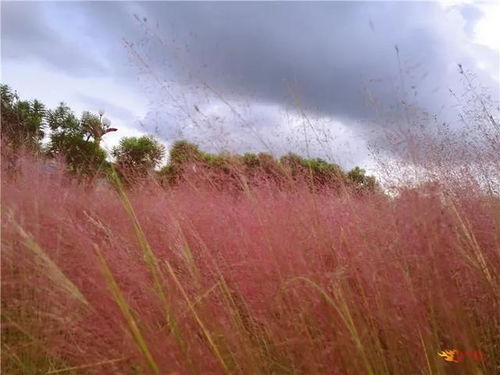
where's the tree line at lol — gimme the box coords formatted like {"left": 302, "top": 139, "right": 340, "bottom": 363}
{"left": 1, "top": 84, "right": 376, "bottom": 192}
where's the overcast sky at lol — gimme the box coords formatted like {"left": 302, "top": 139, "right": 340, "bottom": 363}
{"left": 2, "top": 1, "right": 499, "bottom": 170}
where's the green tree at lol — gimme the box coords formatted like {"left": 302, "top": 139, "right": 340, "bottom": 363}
{"left": 168, "top": 140, "right": 202, "bottom": 165}
{"left": 81, "top": 110, "right": 117, "bottom": 145}
{"left": 159, "top": 140, "right": 201, "bottom": 184}
{"left": 280, "top": 153, "right": 347, "bottom": 188}
{"left": 47, "top": 103, "right": 109, "bottom": 176}
{"left": 1, "top": 84, "right": 45, "bottom": 150}
{"left": 112, "top": 136, "right": 165, "bottom": 177}
{"left": 46, "top": 102, "right": 81, "bottom": 138}
{"left": 347, "top": 166, "right": 377, "bottom": 192}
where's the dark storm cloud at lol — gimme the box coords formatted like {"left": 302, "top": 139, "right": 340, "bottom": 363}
{"left": 2, "top": 1, "right": 498, "bottom": 160}
{"left": 126, "top": 1, "right": 498, "bottom": 125}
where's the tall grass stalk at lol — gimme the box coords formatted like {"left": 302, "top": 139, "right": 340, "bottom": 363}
{"left": 2, "top": 152, "right": 498, "bottom": 374}
{"left": 94, "top": 245, "right": 160, "bottom": 375}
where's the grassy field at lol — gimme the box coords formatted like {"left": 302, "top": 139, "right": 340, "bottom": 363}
{"left": 2, "top": 154, "right": 499, "bottom": 374}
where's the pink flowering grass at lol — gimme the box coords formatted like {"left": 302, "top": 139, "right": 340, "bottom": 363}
{"left": 2, "top": 154, "right": 499, "bottom": 374}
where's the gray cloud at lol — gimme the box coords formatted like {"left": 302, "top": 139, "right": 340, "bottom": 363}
{"left": 128, "top": 2, "right": 498, "bottom": 124}
{"left": 2, "top": 1, "right": 498, "bottom": 166}
{"left": 77, "top": 93, "right": 138, "bottom": 124}
{"left": 1, "top": 2, "right": 108, "bottom": 76}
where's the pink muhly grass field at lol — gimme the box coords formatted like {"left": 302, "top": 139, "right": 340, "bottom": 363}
{"left": 1, "top": 155, "right": 499, "bottom": 374}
